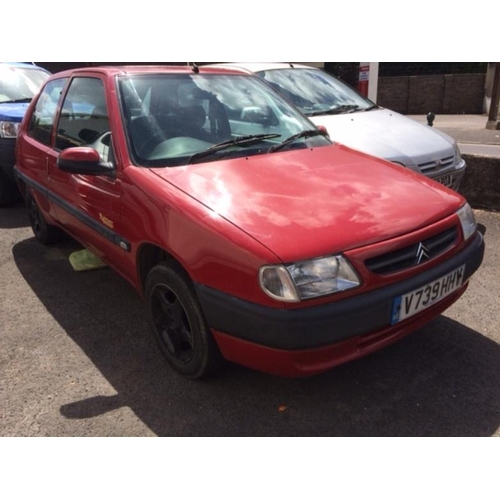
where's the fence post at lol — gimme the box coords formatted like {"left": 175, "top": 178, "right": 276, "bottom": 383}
{"left": 486, "top": 63, "right": 500, "bottom": 130}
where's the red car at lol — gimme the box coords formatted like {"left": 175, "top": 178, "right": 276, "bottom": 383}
{"left": 15, "top": 66, "right": 484, "bottom": 378}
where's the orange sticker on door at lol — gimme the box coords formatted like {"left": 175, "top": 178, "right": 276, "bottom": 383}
{"left": 99, "top": 213, "right": 114, "bottom": 229}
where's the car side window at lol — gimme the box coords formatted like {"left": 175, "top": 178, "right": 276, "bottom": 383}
{"left": 55, "top": 77, "right": 112, "bottom": 162}
{"left": 28, "top": 78, "right": 68, "bottom": 145}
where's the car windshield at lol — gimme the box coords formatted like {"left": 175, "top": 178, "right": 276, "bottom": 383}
{"left": 0, "top": 65, "right": 50, "bottom": 104}
{"left": 118, "top": 73, "right": 330, "bottom": 167}
{"left": 256, "top": 68, "right": 375, "bottom": 116}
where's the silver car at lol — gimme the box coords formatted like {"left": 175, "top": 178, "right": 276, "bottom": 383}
{"left": 205, "top": 63, "right": 466, "bottom": 191}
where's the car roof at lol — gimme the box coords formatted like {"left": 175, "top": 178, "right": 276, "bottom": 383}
{"left": 42, "top": 65, "right": 250, "bottom": 80}
{"left": 203, "top": 62, "right": 316, "bottom": 74}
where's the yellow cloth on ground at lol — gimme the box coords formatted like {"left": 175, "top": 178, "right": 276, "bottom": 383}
{"left": 69, "top": 249, "right": 107, "bottom": 271}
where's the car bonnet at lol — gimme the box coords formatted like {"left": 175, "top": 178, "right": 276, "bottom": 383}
{"left": 0, "top": 102, "right": 30, "bottom": 121}
{"left": 310, "top": 108, "right": 455, "bottom": 168}
{"left": 151, "top": 144, "right": 464, "bottom": 263}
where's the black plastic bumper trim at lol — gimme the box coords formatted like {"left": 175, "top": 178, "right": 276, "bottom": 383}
{"left": 195, "top": 232, "right": 484, "bottom": 350}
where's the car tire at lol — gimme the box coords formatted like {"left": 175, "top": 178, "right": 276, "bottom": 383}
{"left": 0, "top": 169, "right": 21, "bottom": 207}
{"left": 145, "top": 262, "right": 223, "bottom": 379}
{"left": 25, "top": 189, "right": 63, "bottom": 244}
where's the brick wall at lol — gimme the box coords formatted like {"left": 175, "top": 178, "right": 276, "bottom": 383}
{"left": 443, "top": 74, "right": 485, "bottom": 113}
{"left": 378, "top": 74, "right": 486, "bottom": 114}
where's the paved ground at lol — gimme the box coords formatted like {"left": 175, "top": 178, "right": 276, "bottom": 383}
{"left": 407, "top": 114, "right": 500, "bottom": 153}
{"left": 1, "top": 203, "right": 499, "bottom": 436}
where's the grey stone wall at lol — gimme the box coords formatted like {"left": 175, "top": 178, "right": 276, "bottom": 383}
{"left": 378, "top": 74, "right": 486, "bottom": 114}
{"left": 459, "top": 154, "right": 500, "bottom": 212}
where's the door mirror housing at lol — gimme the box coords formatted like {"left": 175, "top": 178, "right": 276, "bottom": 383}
{"left": 57, "top": 147, "right": 114, "bottom": 176}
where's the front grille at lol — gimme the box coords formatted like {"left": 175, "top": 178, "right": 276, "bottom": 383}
{"left": 418, "top": 155, "right": 455, "bottom": 174}
{"left": 366, "top": 226, "right": 458, "bottom": 274}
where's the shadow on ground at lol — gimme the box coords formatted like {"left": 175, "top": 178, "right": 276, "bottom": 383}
{"left": 13, "top": 236, "right": 500, "bottom": 437}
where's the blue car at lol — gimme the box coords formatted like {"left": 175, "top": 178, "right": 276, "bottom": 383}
{"left": 0, "top": 62, "right": 50, "bottom": 205}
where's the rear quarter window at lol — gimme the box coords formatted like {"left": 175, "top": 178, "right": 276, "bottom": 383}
{"left": 28, "top": 78, "right": 68, "bottom": 145}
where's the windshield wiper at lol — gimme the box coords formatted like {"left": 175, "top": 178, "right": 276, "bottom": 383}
{"left": 268, "top": 129, "right": 326, "bottom": 153}
{"left": 186, "top": 134, "right": 281, "bottom": 164}
{"left": 308, "top": 104, "right": 360, "bottom": 117}
{"left": 0, "top": 97, "right": 32, "bottom": 104}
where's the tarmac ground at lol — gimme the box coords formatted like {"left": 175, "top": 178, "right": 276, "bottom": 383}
{"left": 407, "top": 114, "right": 500, "bottom": 149}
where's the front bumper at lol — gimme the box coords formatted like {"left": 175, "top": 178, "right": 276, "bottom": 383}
{"left": 196, "top": 231, "right": 484, "bottom": 376}
{"left": 428, "top": 158, "right": 467, "bottom": 191}
{"left": 0, "top": 137, "right": 16, "bottom": 180}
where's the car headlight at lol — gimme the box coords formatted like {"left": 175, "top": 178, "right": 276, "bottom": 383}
{"left": 456, "top": 203, "right": 477, "bottom": 241}
{"left": 260, "top": 255, "right": 361, "bottom": 302}
{"left": 0, "top": 121, "right": 20, "bottom": 139}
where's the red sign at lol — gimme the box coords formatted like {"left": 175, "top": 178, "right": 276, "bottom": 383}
{"left": 358, "top": 65, "right": 369, "bottom": 96}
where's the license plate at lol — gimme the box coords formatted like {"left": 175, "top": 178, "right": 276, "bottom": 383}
{"left": 391, "top": 265, "right": 465, "bottom": 325}
{"left": 436, "top": 174, "right": 454, "bottom": 188}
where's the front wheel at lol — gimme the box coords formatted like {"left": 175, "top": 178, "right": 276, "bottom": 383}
{"left": 145, "top": 262, "right": 223, "bottom": 379}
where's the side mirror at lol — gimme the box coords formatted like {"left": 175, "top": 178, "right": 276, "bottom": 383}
{"left": 57, "top": 147, "right": 114, "bottom": 176}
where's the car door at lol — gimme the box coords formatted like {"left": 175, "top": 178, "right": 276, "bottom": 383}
{"left": 48, "top": 75, "right": 127, "bottom": 272}
{"left": 19, "top": 77, "right": 69, "bottom": 220}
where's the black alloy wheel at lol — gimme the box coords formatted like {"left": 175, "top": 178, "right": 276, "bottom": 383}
{"left": 151, "top": 282, "right": 195, "bottom": 364}
{"left": 145, "top": 263, "right": 222, "bottom": 379}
